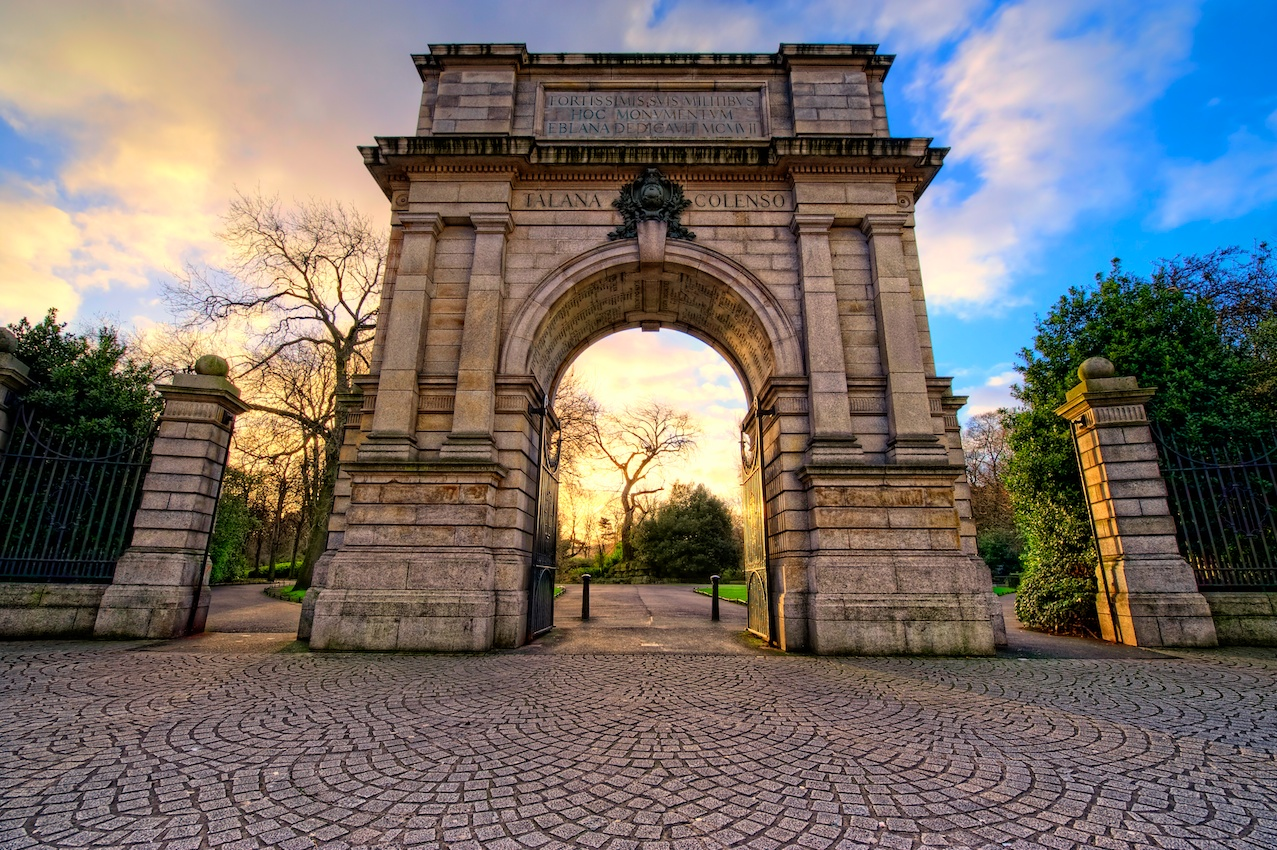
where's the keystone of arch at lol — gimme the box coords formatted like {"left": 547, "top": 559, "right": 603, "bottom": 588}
{"left": 500, "top": 239, "right": 804, "bottom": 396}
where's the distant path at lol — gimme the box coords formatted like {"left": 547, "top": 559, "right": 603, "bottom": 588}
{"left": 204, "top": 583, "right": 300, "bottom": 634}
{"left": 531, "top": 583, "right": 761, "bottom": 655}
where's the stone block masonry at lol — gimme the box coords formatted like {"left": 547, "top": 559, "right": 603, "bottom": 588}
{"left": 1056, "top": 357, "right": 1217, "bottom": 647}
{"left": 93, "top": 367, "right": 249, "bottom": 639}
{"left": 316, "top": 43, "right": 1000, "bottom": 654}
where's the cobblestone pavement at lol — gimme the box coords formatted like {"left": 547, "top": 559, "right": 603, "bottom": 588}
{"left": 1, "top": 637, "right": 1275, "bottom": 849}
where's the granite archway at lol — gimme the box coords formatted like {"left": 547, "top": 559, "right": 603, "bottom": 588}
{"left": 301, "top": 42, "right": 1003, "bottom": 655}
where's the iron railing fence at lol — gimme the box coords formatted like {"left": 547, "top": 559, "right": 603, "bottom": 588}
{"left": 1152, "top": 425, "right": 1277, "bottom": 591}
{"left": 0, "top": 407, "right": 156, "bottom": 583}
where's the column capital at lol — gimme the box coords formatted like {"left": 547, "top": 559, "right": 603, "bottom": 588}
{"left": 158, "top": 373, "right": 251, "bottom": 420}
{"left": 1054, "top": 357, "right": 1157, "bottom": 430}
{"left": 790, "top": 213, "right": 835, "bottom": 236}
{"left": 397, "top": 211, "right": 444, "bottom": 235}
{"left": 859, "top": 213, "right": 909, "bottom": 239}
{"left": 470, "top": 212, "right": 513, "bottom": 234}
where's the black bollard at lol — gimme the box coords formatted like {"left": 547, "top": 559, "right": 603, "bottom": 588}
{"left": 711, "top": 574, "right": 720, "bottom": 622}
{"left": 581, "top": 574, "right": 591, "bottom": 621}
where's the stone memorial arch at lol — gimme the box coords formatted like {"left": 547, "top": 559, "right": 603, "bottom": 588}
{"left": 300, "top": 43, "right": 1001, "bottom": 655}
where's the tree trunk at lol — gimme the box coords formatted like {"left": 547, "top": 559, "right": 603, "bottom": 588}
{"left": 253, "top": 529, "right": 264, "bottom": 578}
{"left": 289, "top": 512, "right": 303, "bottom": 579}
{"left": 293, "top": 405, "right": 346, "bottom": 591}
{"left": 267, "top": 473, "right": 288, "bottom": 583}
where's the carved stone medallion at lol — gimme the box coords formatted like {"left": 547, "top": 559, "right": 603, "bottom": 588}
{"left": 608, "top": 168, "right": 695, "bottom": 241}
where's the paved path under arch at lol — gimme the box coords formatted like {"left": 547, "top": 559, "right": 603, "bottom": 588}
{"left": 2, "top": 586, "right": 1274, "bottom": 849}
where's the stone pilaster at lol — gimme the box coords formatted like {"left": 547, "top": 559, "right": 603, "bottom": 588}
{"left": 94, "top": 359, "right": 249, "bottom": 639}
{"left": 790, "top": 213, "right": 860, "bottom": 465}
{"left": 1055, "top": 357, "right": 1217, "bottom": 647}
{"left": 861, "top": 214, "right": 945, "bottom": 464}
{"left": 361, "top": 211, "right": 442, "bottom": 462}
{"left": 442, "top": 212, "right": 512, "bottom": 462}
{"left": 0, "top": 329, "right": 32, "bottom": 455}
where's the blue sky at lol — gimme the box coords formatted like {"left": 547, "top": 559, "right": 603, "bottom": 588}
{"left": 1, "top": 0, "right": 1274, "bottom": 488}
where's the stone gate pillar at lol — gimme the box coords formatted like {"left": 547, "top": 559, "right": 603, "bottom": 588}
{"left": 94, "top": 357, "right": 249, "bottom": 639}
{"left": 0, "top": 329, "right": 31, "bottom": 455}
{"left": 1055, "top": 357, "right": 1217, "bottom": 647}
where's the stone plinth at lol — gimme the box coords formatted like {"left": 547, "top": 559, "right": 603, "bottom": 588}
{"left": 1055, "top": 358, "right": 1217, "bottom": 647}
{"left": 1203, "top": 592, "right": 1277, "bottom": 646}
{"left": 306, "top": 462, "right": 510, "bottom": 651}
{"left": 94, "top": 369, "right": 249, "bottom": 639}
{"left": 802, "top": 463, "right": 997, "bottom": 655}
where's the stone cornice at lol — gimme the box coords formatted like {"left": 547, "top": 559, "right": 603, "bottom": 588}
{"left": 412, "top": 43, "right": 892, "bottom": 79}
{"left": 361, "top": 136, "right": 947, "bottom": 200}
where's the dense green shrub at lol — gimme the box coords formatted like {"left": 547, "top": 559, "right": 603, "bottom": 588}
{"left": 7, "top": 309, "right": 161, "bottom": 440}
{"left": 1012, "top": 495, "right": 1098, "bottom": 635}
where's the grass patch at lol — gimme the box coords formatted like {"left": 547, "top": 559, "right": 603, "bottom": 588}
{"left": 266, "top": 585, "right": 307, "bottom": 603}
{"left": 554, "top": 585, "right": 566, "bottom": 598}
{"left": 993, "top": 586, "right": 1017, "bottom": 596}
{"left": 694, "top": 583, "right": 747, "bottom": 603}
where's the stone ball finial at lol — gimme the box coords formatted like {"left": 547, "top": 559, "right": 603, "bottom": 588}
{"left": 1078, "top": 356, "right": 1116, "bottom": 382}
{"left": 194, "top": 354, "right": 229, "bottom": 377}
{"left": 0, "top": 327, "right": 16, "bottom": 354}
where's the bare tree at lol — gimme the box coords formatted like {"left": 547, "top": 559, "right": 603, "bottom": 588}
{"left": 165, "top": 189, "right": 385, "bottom": 588}
{"left": 584, "top": 400, "right": 699, "bottom": 562}
{"left": 962, "top": 411, "right": 1020, "bottom": 572}
{"left": 1154, "top": 242, "right": 1275, "bottom": 346}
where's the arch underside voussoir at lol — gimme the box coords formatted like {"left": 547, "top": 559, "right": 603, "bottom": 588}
{"left": 501, "top": 239, "right": 803, "bottom": 400}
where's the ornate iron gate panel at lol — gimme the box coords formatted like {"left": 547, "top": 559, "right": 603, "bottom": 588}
{"left": 0, "top": 408, "right": 155, "bottom": 583}
{"left": 741, "top": 405, "right": 770, "bottom": 641}
{"left": 1153, "top": 425, "right": 1277, "bottom": 590}
{"left": 528, "top": 404, "right": 561, "bottom": 637}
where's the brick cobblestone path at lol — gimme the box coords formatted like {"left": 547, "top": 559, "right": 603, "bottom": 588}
{"left": 1, "top": 602, "right": 1275, "bottom": 849}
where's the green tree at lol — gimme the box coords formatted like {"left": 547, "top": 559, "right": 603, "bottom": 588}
{"left": 633, "top": 483, "right": 740, "bottom": 582}
{"left": 208, "top": 466, "right": 258, "bottom": 584}
{"left": 961, "top": 411, "right": 1020, "bottom": 576}
{"left": 1006, "top": 259, "right": 1274, "bottom": 635}
{"left": 6, "top": 309, "right": 161, "bottom": 441}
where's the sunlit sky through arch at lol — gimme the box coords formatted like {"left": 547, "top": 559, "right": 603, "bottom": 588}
{"left": 561, "top": 329, "right": 748, "bottom": 507}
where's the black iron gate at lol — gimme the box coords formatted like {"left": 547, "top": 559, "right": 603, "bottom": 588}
{"left": 1153, "top": 425, "right": 1277, "bottom": 590}
{"left": 741, "top": 402, "right": 772, "bottom": 641}
{"left": 528, "top": 402, "right": 561, "bottom": 637}
{"left": 0, "top": 408, "right": 155, "bottom": 583}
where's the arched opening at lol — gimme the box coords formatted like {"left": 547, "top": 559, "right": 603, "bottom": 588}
{"left": 505, "top": 241, "right": 803, "bottom": 647}
{"left": 547, "top": 328, "right": 750, "bottom": 648}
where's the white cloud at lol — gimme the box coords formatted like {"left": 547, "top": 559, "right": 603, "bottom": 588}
{"left": 1153, "top": 111, "right": 1277, "bottom": 229}
{"left": 0, "top": 182, "right": 81, "bottom": 323}
{"left": 955, "top": 368, "right": 1019, "bottom": 418}
{"left": 915, "top": 0, "right": 1198, "bottom": 314}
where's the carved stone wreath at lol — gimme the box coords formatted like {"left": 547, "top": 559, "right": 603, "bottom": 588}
{"left": 608, "top": 167, "right": 695, "bottom": 241}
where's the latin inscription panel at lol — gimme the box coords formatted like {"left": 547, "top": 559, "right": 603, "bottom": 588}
{"left": 541, "top": 87, "right": 766, "bottom": 139}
